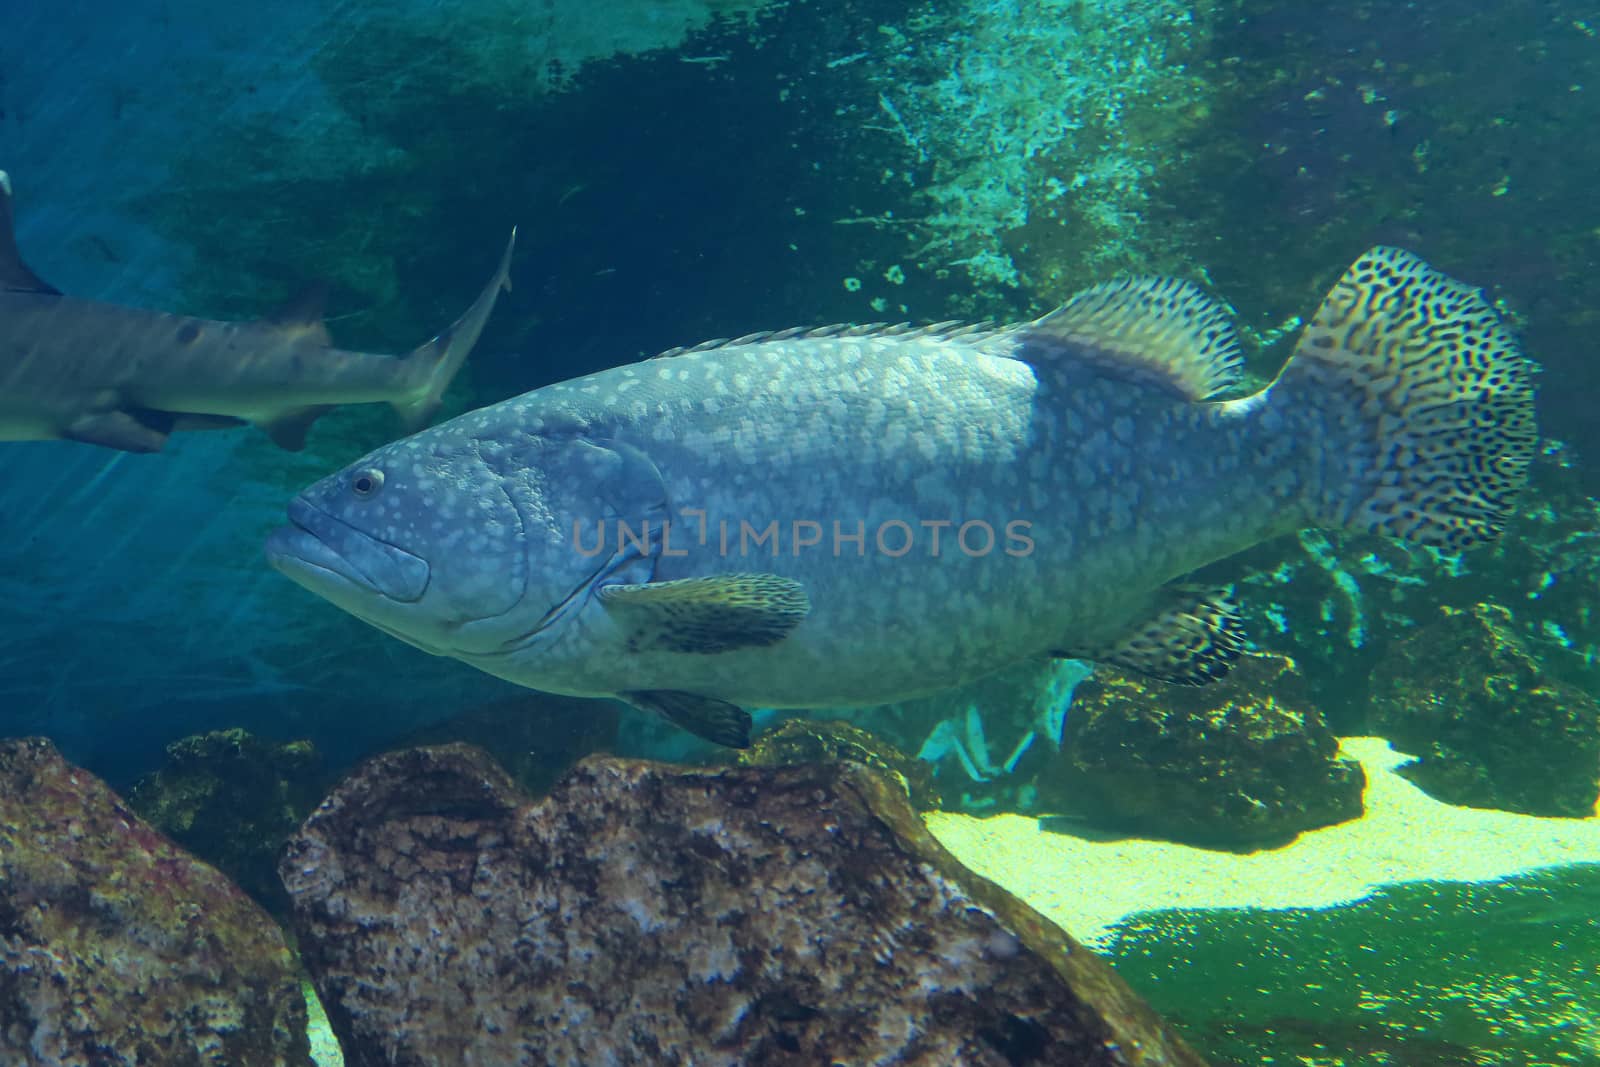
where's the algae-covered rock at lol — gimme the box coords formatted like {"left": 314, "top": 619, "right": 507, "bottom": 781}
{"left": 1370, "top": 602, "right": 1600, "bottom": 816}
{"left": 1044, "top": 654, "right": 1365, "bottom": 847}
{"left": 282, "top": 743, "right": 1210, "bottom": 1067}
{"left": 127, "top": 727, "right": 325, "bottom": 915}
{"left": 735, "top": 717, "right": 945, "bottom": 810}
{"left": 0, "top": 737, "right": 312, "bottom": 1067}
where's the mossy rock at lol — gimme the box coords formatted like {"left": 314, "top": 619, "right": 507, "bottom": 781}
{"left": 735, "top": 718, "right": 944, "bottom": 810}
{"left": 1041, "top": 653, "right": 1365, "bottom": 847}
{"left": 1371, "top": 601, "right": 1600, "bottom": 816}
{"left": 127, "top": 727, "right": 326, "bottom": 917}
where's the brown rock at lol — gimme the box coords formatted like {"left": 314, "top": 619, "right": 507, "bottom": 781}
{"left": 282, "top": 743, "right": 1209, "bottom": 1067}
{"left": 1045, "top": 654, "right": 1365, "bottom": 847}
{"left": 0, "top": 737, "right": 312, "bottom": 1067}
{"left": 1371, "top": 602, "right": 1600, "bottom": 816}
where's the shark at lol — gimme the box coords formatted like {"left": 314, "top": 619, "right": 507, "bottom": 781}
{"left": 0, "top": 170, "right": 515, "bottom": 453}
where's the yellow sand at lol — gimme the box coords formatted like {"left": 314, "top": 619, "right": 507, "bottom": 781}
{"left": 924, "top": 736, "right": 1600, "bottom": 948}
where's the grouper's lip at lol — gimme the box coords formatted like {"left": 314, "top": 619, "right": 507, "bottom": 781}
{"left": 265, "top": 497, "right": 431, "bottom": 604}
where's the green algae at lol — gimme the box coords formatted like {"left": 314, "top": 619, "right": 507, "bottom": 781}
{"left": 1102, "top": 863, "right": 1600, "bottom": 1066}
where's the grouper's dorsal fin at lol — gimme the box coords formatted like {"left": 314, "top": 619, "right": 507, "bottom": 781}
{"left": 650, "top": 319, "right": 1021, "bottom": 360}
{"left": 1019, "top": 276, "right": 1242, "bottom": 401}
{"left": 0, "top": 170, "right": 62, "bottom": 295}
{"left": 261, "top": 281, "right": 332, "bottom": 346}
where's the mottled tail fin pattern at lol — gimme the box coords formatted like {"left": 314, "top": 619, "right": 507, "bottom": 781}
{"left": 1270, "top": 246, "right": 1536, "bottom": 552}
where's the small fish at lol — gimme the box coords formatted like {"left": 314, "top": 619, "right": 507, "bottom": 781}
{"left": 267, "top": 247, "right": 1536, "bottom": 749}
{"left": 0, "top": 170, "right": 515, "bottom": 452}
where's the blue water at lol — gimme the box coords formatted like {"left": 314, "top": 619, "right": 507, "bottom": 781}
{"left": 4, "top": 2, "right": 1600, "bottom": 1064}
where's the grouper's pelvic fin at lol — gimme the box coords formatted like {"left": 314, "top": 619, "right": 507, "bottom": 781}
{"left": 1019, "top": 275, "right": 1243, "bottom": 400}
{"left": 1052, "top": 584, "right": 1247, "bottom": 686}
{"left": 1264, "top": 246, "right": 1537, "bottom": 552}
{"left": 391, "top": 226, "right": 517, "bottom": 432}
{"left": 622, "top": 690, "right": 753, "bottom": 749}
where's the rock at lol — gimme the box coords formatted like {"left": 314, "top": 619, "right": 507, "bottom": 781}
{"left": 0, "top": 737, "right": 312, "bottom": 1067}
{"left": 734, "top": 717, "right": 945, "bottom": 810}
{"left": 1043, "top": 654, "right": 1365, "bottom": 847}
{"left": 1371, "top": 602, "right": 1600, "bottom": 816}
{"left": 282, "top": 743, "right": 1210, "bottom": 1067}
{"left": 128, "top": 727, "right": 326, "bottom": 916}
{"left": 385, "top": 692, "right": 621, "bottom": 798}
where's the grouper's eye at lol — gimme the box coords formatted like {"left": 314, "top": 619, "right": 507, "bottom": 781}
{"left": 350, "top": 468, "right": 385, "bottom": 499}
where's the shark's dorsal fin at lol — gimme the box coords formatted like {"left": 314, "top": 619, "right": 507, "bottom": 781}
{"left": 0, "top": 170, "right": 62, "bottom": 295}
{"left": 261, "top": 282, "right": 332, "bottom": 345}
{"left": 1017, "top": 276, "right": 1242, "bottom": 401}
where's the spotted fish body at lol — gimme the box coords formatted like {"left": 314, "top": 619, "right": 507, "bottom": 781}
{"left": 267, "top": 248, "right": 1536, "bottom": 747}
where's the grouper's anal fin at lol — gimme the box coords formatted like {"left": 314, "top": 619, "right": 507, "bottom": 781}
{"left": 598, "top": 573, "right": 811, "bottom": 654}
{"left": 1052, "top": 583, "right": 1248, "bottom": 686}
{"left": 622, "top": 690, "right": 753, "bottom": 749}
{"left": 0, "top": 171, "right": 62, "bottom": 295}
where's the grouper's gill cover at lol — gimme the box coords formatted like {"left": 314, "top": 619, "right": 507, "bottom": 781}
{"left": 268, "top": 246, "right": 1537, "bottom": 751}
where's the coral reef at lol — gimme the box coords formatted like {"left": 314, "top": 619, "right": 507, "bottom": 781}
{"left": 1041, "top": 654, "right": 1365, "bottom": 847}
{"left": 1200, "top": 449, "right": 1600, "bottom": 735}
{"left": 127, "top": 727, "right": 326, "bottom": 915}
{"left": 0, "top": 737, "right": 311, "bottom": 1067}
{"left": 282, "top": 743, "right": 1209, "bottom": 1066}
{"left": 1370, "top": 602, "right": 1600, "bottom": 817}
{"left": 865, "top": 0, "right": 1215, "bottom": 291}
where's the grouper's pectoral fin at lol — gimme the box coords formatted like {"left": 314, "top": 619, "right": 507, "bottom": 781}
{"left": 623, "top": 690, "right": 753, "bottom": 749}
{"left": 598, "top": 574, "right": 810, "bottom": 654}
{"left": 1053, "top": 583, "right": 1248, "bottom": 686}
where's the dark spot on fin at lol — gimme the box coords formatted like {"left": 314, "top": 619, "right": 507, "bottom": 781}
{"left": 62, "top": 409, "right": 173, "bottom": 453}
{"left": 623, "top": 690, "right": 753, "bottom": 749}
{"left": 1054, "top": 584, "right": 1247, "bottom": 685}
{"left": 259, "top": 405, "right": 332, "bottom": 451}
{"left": 599, "top": 574, "right": 810, "bottom": 654}
{"left": 261, "top": 282, "right": 332, "bottom": 346}
{"left": 0, "top": 170, "right": 61, "bottom": 295}
{"left": 1017, "top": 276, "right": 1241, "bottom": 401}
{"left": 1272, "top": 246, "right": 1537, "bottom": 552}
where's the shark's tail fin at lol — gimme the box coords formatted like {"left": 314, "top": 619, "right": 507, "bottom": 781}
{"left": 393, "top": 227, "right": 517, "bottom": 431}
{"left": 1265, "top": 246, "right": 1536, "bottom": 552}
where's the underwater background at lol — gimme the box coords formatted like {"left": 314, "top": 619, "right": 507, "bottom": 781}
{"left": 3, "top": 1, "right": 1600, "bottom": 1064}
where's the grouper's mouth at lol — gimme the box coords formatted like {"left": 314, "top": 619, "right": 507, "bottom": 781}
{"left": 265, "top": 496, "right": 431, "bottom": 604}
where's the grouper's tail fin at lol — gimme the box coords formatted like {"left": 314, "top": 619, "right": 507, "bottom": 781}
{"left": 393, "top": 226, "right": 517, "bottom": 431}
{"left": 1268, "top": 246, "right": 1536, "bottom": 552}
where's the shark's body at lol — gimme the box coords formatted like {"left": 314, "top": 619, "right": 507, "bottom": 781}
{"left": 0, "top": 170, "right": 514, "bottom": 452}
{"left": 268, "top": 247, "right": 1537, "bottom": 748}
